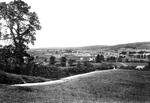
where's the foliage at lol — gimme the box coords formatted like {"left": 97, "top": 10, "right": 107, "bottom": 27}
{"left": 67, "top": 66, "right": 82, "bottom": 75}
{"left": 0, "top": 0, "right": 41, "bottom": 66}
{"left": 119, "top": 66, "right": 136, "bottom": 70}
{"left": 60, "top": 56, "right": 67, "bottom": 67}
{"left": 95, "top": 54, "right": 104, "bottom": 63}
{"left": 95, "top": 54, "right": 100, "bottom": 63}
{"left": 95, "top": 63, "right": 115, "bottom": 70}
{"left": 77, "top": 61, "right": 82, "bottom": 68}
{"left": 144, "top": 60, "right": 150, "bottom": 71}
{"left": 0, "top": 45, "right": 34, "bottom": 74}
{"left": 83, "top": 61, "right": 89, "bottom": 66}
{"left": 68, "top": 63, "right": 95, "bottom": 75}
{"left": 106, "top": 56, "right": 116, "bottom": 62}
{"left": 0, "top": 45, "right": 20, "bottom": 72}
{"left": 23, "top": 62, "right": 96, "bottom": 78}
{"left": 68, "top": 59, "right": 76, "bottom": 66}
{"left": 49, "top": 56, "right": 56, "bottom": 65}
{"left": 0, "top": 70, "right": 24, "bottom": 84}
{"left": 21, "top": 63, "right": 62, "bottom": 79}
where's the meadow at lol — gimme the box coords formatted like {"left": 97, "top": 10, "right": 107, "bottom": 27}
{"left": 0, "top": 69, "right": 150, "bottom": 103}
{"left": 120, "top": 62, "right": 148, "bottom": 66}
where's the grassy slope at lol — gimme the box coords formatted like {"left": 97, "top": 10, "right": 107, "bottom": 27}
{"left": 0, "top": 71, "right": 50, "bottom": 85}
{"left": 0, "top": 69, "right": 150, "bottom": 103}
{"left": 76, "top": 42, "right": 150, "bottom": 51}
{"left": 120, "top": 62, "right": 148, "bottom": 66}
{"left": 114, "top": 62, "right": 148, "bottom": 67}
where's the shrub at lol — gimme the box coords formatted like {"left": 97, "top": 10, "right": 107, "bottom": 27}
{"left": 68, "top": 59, "right": 76, "bottom": 66}
{"left": 60, "top": 57, "right": 67, "bottom": 67}
{"left": 67, "top": 62, "right": 96, "bottom": 75}
{"left": 119, "top": 66, "right": 136, "bottom": 70}
{"left": 21, "top": 62, "right": 36, "bottom": 76}
{"left": 95, "top": 63, "right": 115, "bottom": 70}
{"left": 95, "top": 54, "right": 104, "bottom": 63}
{"left": 0, "top": 45, "right": 18, "bottom": 72}
{"left": 0, "top": 45, "right": 35, "bottom": 74}
{"left": 33, "top": 65, "right": 62, "bottom": 79}
{"left": 49, "top": 56, "right": 56, "bottom": 65}
{"left": 84, "top": 63, "right": 96, "bottom": 72}
{"left": 68, "top": 66, "right": 82, "bottom": 75}
{"left": 20, "top": 63, "right": 62, "bottom": 79}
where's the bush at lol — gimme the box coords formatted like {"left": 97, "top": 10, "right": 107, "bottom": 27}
{"left": 60, "top": 57, "right": 67, "bottom": 67}
{"left": 20, "top": 63, "right": 62, "bottom": 79}
{"left": 95, "top": 63, "right": 115, "bottom": 70}
{"left": 32, "top": 65, "right": 62, "bottom": 79}
{"left": 0, "top": 45, "right": 35, "bottom": 74}
{"left": 21, "top": 62, "right": 36, "bottom": 76}
{"left": 48, "top": 66, "right": 62, "bottom": 79}
{"left": 142, "top": 65, "right": 150, "bottom": 71}
{"left": 49, "top": 56, "right": 56, "bottom": 65}
{"left": 119, "top": 66, "right": 136, "bottom": 70}
{"left": 67, "top": 62, "right": 96, "bottom": 75}
{"left": 84, "top": 63, "right": 96, "bottom": 72}
{"left": 68, "top": 66, "right": 82, "bottom": 75}
{"left": 0, "top": 45, "right": 18, "bottom": 72}
{"left": 59, "top": 68, "right": 70, "bottom": 78}
{"left": 68, "top": 59, "right": 76, "bottom": 66}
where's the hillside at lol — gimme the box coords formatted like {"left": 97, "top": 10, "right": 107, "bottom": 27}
{"left": 0, "top": 69, "right": 150, "bottom": 103}
{"left": 29, "top": 41, "right": 150, "bottom": 51}
{"left": 109, "top": 41, "right": 150, "bottom": 50}
{"left": 73, "top": 41, "right": 150, "bottom": 51}
{"left": 72, "top": 45, "right": 110, "bottom": 51}
{"left": 0, "top": 71, "right": 50, "bottom": 85}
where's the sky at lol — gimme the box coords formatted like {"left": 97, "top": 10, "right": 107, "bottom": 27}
{"left": 1, "top": 0, "right": 150, "bottom": 48}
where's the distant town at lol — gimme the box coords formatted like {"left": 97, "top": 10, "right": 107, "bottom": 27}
{"left": 28, "top": 46, "right": 150, "bottom": 67}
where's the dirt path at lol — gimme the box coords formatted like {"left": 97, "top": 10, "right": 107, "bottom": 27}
{"left": 11, "top": 69, "right": 115, "bottom": 87}
{"left": 119, "top": 62, "right": 128, "bottom": 66}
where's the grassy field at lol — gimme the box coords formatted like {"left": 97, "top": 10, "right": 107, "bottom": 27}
{"left": 0, "top": 71, "right": 50, "bottom": 85}
{"left": 113, "top": 62, "right": 148, "bottom": 67}
{"left": 0, "top": 69, "right": 150, "bottom": 103}
{"left": 92, "top": 62, "right": 148, "bottom": 67}
{"left": 121, "top": 62, "right": 148, "bottom": 66}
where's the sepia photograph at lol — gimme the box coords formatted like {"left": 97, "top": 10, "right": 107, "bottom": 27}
{"left": 0, "top": 0, "right": 150, "bottom": 103}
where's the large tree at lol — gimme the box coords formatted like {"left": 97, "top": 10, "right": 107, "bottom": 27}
{"left": 95, "top": 54, "right": 104, "bottom": 63}
{"left": 0, "top": 0, "right": 41, "bottom": 64}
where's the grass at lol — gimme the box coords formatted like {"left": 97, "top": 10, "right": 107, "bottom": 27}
{"left": 121, "top": 62, "right": 148, "bottom": 66}
{"left": 91, "top": 63, "right": 102, "bottom": 68}
{"left": 113, "top": 62, "right": 148, "bottom": 67}
{"left": 0, "top": 69, "right": 150, "bottom": 103}
{"left": 0, "top": 71, "right": 50, "bottom": 85}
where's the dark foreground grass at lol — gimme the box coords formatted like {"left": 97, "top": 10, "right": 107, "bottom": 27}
{"left": 0, "top": 69, "right": 150, "bottom": 103}
{"left": 0, "top": 71, "right": 50, "bottom": 85}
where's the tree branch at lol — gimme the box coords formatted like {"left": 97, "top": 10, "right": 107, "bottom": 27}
{"left": 3, "top": 18, "right": 18, "bottom": 47}
{"left": 20, "top": 25, "right": 31, "bottom": 37}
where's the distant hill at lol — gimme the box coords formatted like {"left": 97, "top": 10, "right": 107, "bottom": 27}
{"left": 73, "top": 42, "right": 150, "bottom": 51}
{"left": 72, "top": 45, "right": 110, "bottom": 51}
{"left": 109, "top": 42, "right": 150, "bottom": 50}
{"left": 29, "top": 41, "right": 150, "bottom": 51}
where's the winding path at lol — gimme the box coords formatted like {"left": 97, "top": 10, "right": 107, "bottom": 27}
{"left": 119, "top": 62, "right": 128, "bottom": 67}
{"left": 11, "top": 69, "right": 115, "bottom": 87}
